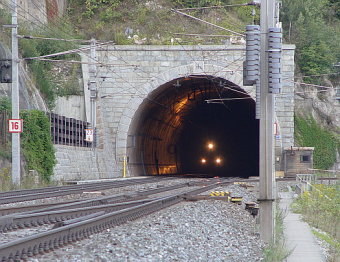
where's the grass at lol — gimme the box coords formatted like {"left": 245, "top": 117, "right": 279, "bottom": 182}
{"left": 262, "top": 204, "right": 291, "bottom": 262}
{"left": 291, "top": 183, "right": 340, "bottom": 261}
{"left": 0, "top": 167, "right": 52, "bottom": 191}
{"left": 312, "top": 228, "right": 340, "bottom": 262}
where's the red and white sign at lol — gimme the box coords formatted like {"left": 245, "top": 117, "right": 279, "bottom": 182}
{"left": 274, "top": 123, "right": 277, "bottom": 135}
{"left": 85, "top": 129, "right": 93, "bottom": 142}
{"left": 8, "top": 119, "right": 23, "bottom": 133}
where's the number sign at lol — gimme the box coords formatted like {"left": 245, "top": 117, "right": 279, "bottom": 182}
{"left": 8, "top": 119, "right": 23, "bottom": 133}
{"left": 85, "top": 129, "right": 93, "bottom": 142}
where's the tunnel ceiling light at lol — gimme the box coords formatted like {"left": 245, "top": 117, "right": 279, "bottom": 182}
{"left": 216, "top": 158, "right": 221, "bottom": 164}
{"left": 201, "top": 158, "right": 206, "bottom": 163}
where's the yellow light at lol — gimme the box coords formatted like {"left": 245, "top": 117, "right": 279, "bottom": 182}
{"left": 216, "top": 158, "right": 221, "bottom": 164}
{"left": 208, "top": 143, "right": 213, "bottom": 149}
{"left": 201, "top": 158, "right": 206, "bottom": 163}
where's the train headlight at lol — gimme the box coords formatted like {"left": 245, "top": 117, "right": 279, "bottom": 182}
{"left": 201, "top": 158, "right": 206, "bottom": 164}
{"left": 216, "top": 158, "right": 221, "bottom": 164}
{"left": 208, "top": 143, "right": 213, "bottom": 149}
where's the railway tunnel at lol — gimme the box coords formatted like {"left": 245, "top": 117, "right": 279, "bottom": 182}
{"left": 126, "top": 76, "right": 259, "bottom": 178}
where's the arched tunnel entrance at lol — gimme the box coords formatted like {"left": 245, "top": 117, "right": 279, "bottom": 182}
{"left": 126, "top": 76, "right": 259, "bottom": 178}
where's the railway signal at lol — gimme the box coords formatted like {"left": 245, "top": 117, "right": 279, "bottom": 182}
{"left": 0, "top": 59, "right": 12, "bottom": 83}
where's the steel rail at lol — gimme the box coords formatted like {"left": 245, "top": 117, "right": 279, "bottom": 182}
{"left": 0, "top": 198, "right": 158, "bottom": 232}
{"left": 0, "top": 199, "right": 86, "bottom": 216}
{"left": 0, "top": 181, "right": 198, "bottom": 232}
{"left": 0, "top": 179, "right": 214, "bottom": 217}
{"left": 0, "top": 182, "right": 222, "bottom": 261}
{"left": 0, "top": 177, "right": 174, "bottom": 205}
{"left": 0, "top": 177, "right": 172, "bottom": 198}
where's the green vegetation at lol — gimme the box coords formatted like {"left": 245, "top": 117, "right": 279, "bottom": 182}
{"left": 282, "top": 0, "right": 340, "bottom": 84}
{"left": 0, "top": 97, "right": 11, "bottom": 115}
{"left": 0, "top": 97, "right": 11, "bottom": 159}
{"left": 262, "top": 206, "right": 290, "bottom": 262}
{"left": 19, "top": 23, "right": 81, "bottom": 108}
{"left": 0, "top": 167, "right": 51, "bottom": 191}
{"left": 67, "top": 0, "right": 256, "bottom": 43}
{"left": 295, "top": 113, "right": 338, "bottom": 170}
{"left": 291, "top": 184, "right": 340, "bottom": 260}
{"left": 20, "top": 110, "right": 56, "bottom": 182}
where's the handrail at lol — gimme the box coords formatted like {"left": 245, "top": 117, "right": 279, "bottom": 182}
{"left": 296, "top": 174, "right": 331, "bottom": 200}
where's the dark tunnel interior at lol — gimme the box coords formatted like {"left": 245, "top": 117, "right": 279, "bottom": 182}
{"left": 127, "top": 76, "right": 259, "bottom": 178}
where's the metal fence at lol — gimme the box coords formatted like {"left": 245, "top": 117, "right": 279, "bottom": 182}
{"left": 47, "top": 112, "right": 92, "bottom": 148}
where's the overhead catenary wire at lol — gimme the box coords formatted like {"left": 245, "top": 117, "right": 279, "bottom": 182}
{"left": 2, "top": 0, "right": 111, "bottom": 66}
{"left": 2, "top": 1, "right": 274, "bottom": 107}
{"left": 168, "top": 11, "right": 249, "bottom": 102}
{"left": 4, "top": 0, "right": 246, "bottom": 97}
{"left": 23, "top": 41, "right": 113, "bottom": 61}
{"left": 170, "top": 9, "right": 245, "bottom": 37}
{"left": 0, "top": 0, "right": 252, "bottom": 115}
{"left": 1, "top": 1, "right": 91, "bottom": 61}
{"left": 5, "top": 1, "right": 335, "bottom": 121}
{"left": 17, "top": 35, "right": 94, "bottom": 43}
{"left": 172, "top": 33, "right": 234, "bottom": 38}
{"left": 175, "top": 2, "right": 259, "bottom": 11}
{"left": 1, "top": 1, "right": 143, "bottom": 97}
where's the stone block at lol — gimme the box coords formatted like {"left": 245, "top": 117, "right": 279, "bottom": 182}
{"left": 120, "top": 115, "right": 132, "bottom": 126}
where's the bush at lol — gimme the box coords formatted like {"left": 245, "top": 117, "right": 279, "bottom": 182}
{"left": 20, "top": 110, "right": 56, "bottom": 182}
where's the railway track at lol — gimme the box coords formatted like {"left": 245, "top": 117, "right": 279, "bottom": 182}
{"left": 0, "top": 177, "right": 175, "bottom": 205}
{"left": 0, "top": 177, "right": 236, "bottom": 261}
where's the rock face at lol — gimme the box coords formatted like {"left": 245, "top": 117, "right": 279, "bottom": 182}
{"left": 0, "top": 0, "right": 67, "bottom": 24}
{"left": 294, "top": 78, "right": 340, "bottom": 169}
{"left": 295, "top": 80, "right": 340, "bottom": 128}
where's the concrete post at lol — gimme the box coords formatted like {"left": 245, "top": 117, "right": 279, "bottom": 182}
{"left": 90, "top": 39, "right": 97, "bottom": 146}
{"left": 259, "top": 0, "right": 276, "bottom": 242}
{"left": 11, "top": 0, "right": 20, "bottom": 187}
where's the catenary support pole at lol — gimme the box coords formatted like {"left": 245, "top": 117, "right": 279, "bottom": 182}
{"left": 11, "top": 0, "right": 20, "bottom": 187}
{"left": 259, "top": 0, "right": 276, "bottom": 242}
{"left": 89, "top": 39, "right": 99, "bottom": 179}
{"left": 90, "top": 39, "right": 97, "bottom": 148}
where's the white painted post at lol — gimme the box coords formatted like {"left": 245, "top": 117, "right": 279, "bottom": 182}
{"left": 11, "top": 0, "right": 20, "bottom": 187}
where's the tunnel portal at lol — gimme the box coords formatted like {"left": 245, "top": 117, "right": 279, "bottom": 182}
{"left": 127, "top": 76, "right": 259, "bottom": 178}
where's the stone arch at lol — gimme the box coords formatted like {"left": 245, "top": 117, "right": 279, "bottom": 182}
{"left": 116, "top": 62, "right": 256, "bottom": 167}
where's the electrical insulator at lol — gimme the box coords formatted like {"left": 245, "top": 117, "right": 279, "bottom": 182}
{"left": 268, "top": 27, "right": 282, "bottom": 94}
{"left": 244, "top": 25, "right": 260, "bottom": 86}
{"left": 0, "top": 59, "right": 12, "bottom": 83}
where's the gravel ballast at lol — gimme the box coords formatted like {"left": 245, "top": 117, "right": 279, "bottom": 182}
{"left": 1, "top": 179, "right": 300, "bottom": 261}
{"left": 25, "top": 182, "right": 266, "bottom": 262}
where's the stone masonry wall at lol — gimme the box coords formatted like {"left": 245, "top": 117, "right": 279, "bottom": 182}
{"left": 53, "top": 44, "right": 295, "bottom": 181}
{"left": 53, "top": 145, "right": 122, "bottom": 182}
{"left": 96, "top": 45, "right": 295, "bottom": 173}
